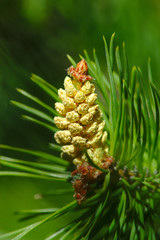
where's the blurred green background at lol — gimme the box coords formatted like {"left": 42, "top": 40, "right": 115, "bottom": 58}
{"left": 0, "top": 0, "right": 160, "bottom": 239}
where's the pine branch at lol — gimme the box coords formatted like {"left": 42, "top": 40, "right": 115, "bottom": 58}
{"left": 0, "top": 34, "right": 160, "bottom": 239}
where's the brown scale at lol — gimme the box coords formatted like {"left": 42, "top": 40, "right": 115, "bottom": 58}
{"left": 72, "top": 157, "right": 114, "bottom": 204}
{"left": 68, "top": 59, "right": 93, "bottom": 83}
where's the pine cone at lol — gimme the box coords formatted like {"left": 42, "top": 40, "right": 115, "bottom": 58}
{"left": 54, "top": 59, "right": 113, "bottom": 202}
{"left": 54, "top": 60, "right": 110, "bottom": 167}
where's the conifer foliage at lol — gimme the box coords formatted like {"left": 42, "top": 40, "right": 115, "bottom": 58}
{"left": 0, "top": 34, "right": 160, "bottom": 239}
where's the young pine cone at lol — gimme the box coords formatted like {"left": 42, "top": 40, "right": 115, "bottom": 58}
{"left": 54, "top": 59, "right": 113, "bottom": 202}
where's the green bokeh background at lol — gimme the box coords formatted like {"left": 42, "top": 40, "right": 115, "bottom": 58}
{"left": 0, "top": 0, "right": 160, "bottom": 239}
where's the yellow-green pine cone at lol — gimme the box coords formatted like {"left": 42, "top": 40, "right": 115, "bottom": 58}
{"left": 54, "top": 60, "right": 109, "bottom": 167}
